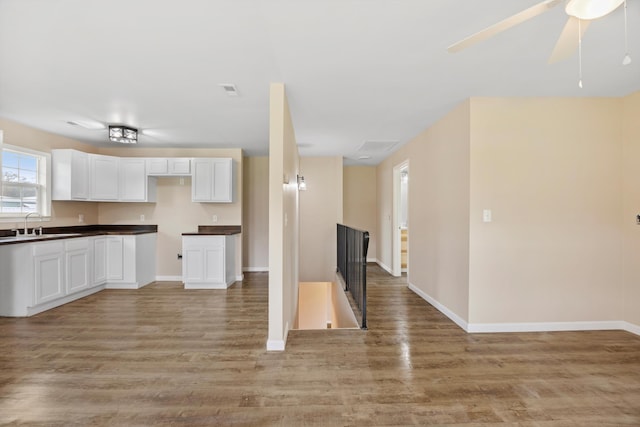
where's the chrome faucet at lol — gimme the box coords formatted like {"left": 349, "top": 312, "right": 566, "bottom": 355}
{"left": 24, "top": 212, "right": 42, "bottom": 235}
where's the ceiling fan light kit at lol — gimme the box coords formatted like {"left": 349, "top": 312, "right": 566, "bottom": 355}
{"left": 565, "top": 0, "right": 624, "bottom": 20}
{"left": 448, "top": 0, "right": 633, "bottom": 87}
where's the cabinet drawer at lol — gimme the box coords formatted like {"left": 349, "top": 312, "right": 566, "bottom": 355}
{"left": 65, "top": 237, "right": 89, "bottom": 251}
{"left": 33, "top": 241, "right": 64, "bottom": 256}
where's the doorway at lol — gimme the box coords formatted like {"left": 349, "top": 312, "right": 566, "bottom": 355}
{"left": 392, "top": 161, "right": 409, "bottom": 278}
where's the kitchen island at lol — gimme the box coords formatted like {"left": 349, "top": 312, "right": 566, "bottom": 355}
{"left": 182, "top": 225, "right": 241, "bottom": 289}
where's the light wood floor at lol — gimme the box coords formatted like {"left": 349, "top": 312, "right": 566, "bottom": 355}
{"left": 1, "top": 266, "right": 639, "bottom": 426}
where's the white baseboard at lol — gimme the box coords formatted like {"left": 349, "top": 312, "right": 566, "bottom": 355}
{"left": 408, "top": 282, "right": 469, "bottom": 331}
{"left": 407, "top": 281, "right": 640, "bottom": 338}
{"left": 266, "top": 339, "right": 285, "bottom": 351}
{"left": 105, "top": 282, "right": 146, "bottom": 290}
{"left": 376, "top": 260, "right": 393, "bottom": 275}
{"left": 243, "top": 267, "right": 268, "bottom": 272}
{"left": 26, "top": 285, "right": 105, "bottom": 317}
{"left": 236, "top": 275, "right": 244, "bottom": 282}
{"left": 466, "top": 320, "right": 626, "bottom": 334}
{"left": 367, "top": 258, "right": 376, "bottom": 263}
{"left": 622, "top": 321, "right": 640, "bottom": 336}
{"left": 267, "top": 322, "right": 289, "bottom": 351}
{"left": 155, "top": 275, "right": 182, "bottom": 282}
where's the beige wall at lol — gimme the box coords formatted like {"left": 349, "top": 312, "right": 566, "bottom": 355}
{"left": 343, "top": 166, "right": 377, "bottom": 261}
{"left": 469, "top": 97, "right": 624, "bottom": 324}
{"left": 242, "top": 156, "right": 269, "bottom": 271}
{"left": 268, "top": 83, "right": 300, "bottom": 350}
{"left": 622, "top": 91, "right": 640, "bottom": 327}
{"left": 0, "top": 118, "right": 100, "bottom": 229}
{"left": 378, "top": 101, "right": 471, "bottom": 323}
{"left": 299, "top": 156, "right": 343, "bottom": 282}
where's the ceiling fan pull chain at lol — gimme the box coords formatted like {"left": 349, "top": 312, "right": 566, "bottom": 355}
{"left": 623, "top": 0, "right": 632, "bottom": 65}
{"left": 578, "top": 18, "right": 583, "bottom": 88}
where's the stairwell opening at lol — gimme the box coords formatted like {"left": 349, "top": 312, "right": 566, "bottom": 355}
{"left": 295, "top": 280, "right": 359, "bottom": 330}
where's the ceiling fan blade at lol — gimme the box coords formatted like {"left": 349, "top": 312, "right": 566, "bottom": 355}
{"left": 447, "top": 0, "right": 563, "bottom": 53}
{"left": 548, "top": 16, "right": 591, "bottom": 64}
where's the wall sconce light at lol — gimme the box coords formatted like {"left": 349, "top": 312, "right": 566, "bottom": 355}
{"left": 297, "top": 174, "right": 307, "bottom": 191}
{"left": 109, "top": 125, "right": 138, "bottom": 144}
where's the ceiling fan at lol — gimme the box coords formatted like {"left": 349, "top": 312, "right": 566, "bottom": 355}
{"left": 448, "top": 0, "right": 631, "bottom": 65}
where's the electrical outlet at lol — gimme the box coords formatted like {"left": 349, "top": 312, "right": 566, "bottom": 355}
{"left": 212, "top": 214, "right": 218, "bottom": 223}
{"left": 140, "top": 214, "right": 145, "bottom": 222}
{"left": 78, "top": 214, "right": 84, "bottom": 223}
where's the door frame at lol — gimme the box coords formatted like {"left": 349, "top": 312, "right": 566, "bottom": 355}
{"left": 392, "top": 160, "right": 409, "bottom": 277}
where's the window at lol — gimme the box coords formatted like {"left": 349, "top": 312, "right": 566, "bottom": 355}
{"left": 0, "top": 141, "right": 51, "bottom": 219}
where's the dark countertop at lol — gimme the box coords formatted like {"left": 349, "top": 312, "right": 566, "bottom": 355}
{"left": 182, "top": 225, "right": 241, "bottom": 236}
{"left": 0, "top": 224, "right": 158, "bottom": 246}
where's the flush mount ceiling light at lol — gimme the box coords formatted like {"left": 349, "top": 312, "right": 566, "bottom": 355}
{"left": 109, "top": 125, "right": 137, "bottom": 144}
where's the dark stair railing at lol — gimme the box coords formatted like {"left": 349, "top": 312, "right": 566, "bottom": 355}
{"left": 337, "top": 224, "right": 369, "bottom": 329}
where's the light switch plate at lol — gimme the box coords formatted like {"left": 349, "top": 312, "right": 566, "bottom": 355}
{"left": 483, "top": 209, "right": 492, "bottom": 223}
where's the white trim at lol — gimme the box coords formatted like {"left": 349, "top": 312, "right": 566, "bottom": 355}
{"left": 243, "top": 267, "right": 268, "bottom": 272}
{"left": 155, "top": 275, "right": 182, "bottom": 282}
{"left": 376, "top": 260, "right": 393, "bottom": 275}
{"left": 105, "top": 281, "right": 150, "bottom": 290}
{"left": 408, "top": 281, "right": 640, "bottom": 337}
{"left": 366, "top": 257, "right": 376, "bottom": 263}
{"left": 266, "top": 339, "right": 285, "bottom": 351}
{"left": 622, "top": 321, "right": 640, "bottom": 336}
{"left": 236, "top": 274, "right": 244, "bottom": 281}
{"left": 26, "top": 285, "right": 105, "bottom": 316}
{"left": 408, "top": 282, "right": 469, "bottom": 331}
{"left": 467, "top": 321, "right": 626, "bottom": 334}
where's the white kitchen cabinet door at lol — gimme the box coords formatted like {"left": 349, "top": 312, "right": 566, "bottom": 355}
{"left": 52, "top": 149, "right": 90, "bottom": 200}
{"left": 204, "top": 246, "right": 225, "bottom": 284}
{"left": 147, "top": 158, "right": 191, "bottom": 176}
{"left": 90, "top": 154, "right": 119, "bottom": 200}
{"left": 104, "top": 235, "right": 137, "bottom": 287}
{"left": 191, "top": 158, "right": 232, "bottom": 202}
{"left": 93, "top": 237, "right": 107, "bottom": 285}
{"left": 106, "top": 236, "right": 124, "bottom": 281}
{"left": 34, "top": 242, "right": 65, "bottom": 305}
{"left": 66, "top": 238, "right": 90, "bottom": 294}
{"left": 119, "top": 158, "right": 148, "bottom": 201}
{"left": 120, "top": 158, "right": 156, "bottom": 202}
{"left": 170, "top": 158, "right": 191, "bottom": 175}
{"left": 146, "top": 158, "right": 168, "bottom": 175}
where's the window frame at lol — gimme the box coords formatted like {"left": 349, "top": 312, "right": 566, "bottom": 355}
{"left": 0, "top": 140, "right": 52, "bottom": 221}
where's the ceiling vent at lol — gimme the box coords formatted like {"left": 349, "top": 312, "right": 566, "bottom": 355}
{"left": 219, "top": 83, "right": 239, "bottom": 97}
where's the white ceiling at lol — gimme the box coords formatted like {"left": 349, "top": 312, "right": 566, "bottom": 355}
{"left": 0, "top": 0, "right": 638, "bottom": 165}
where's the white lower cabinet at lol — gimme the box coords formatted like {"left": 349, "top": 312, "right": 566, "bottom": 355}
{"left": 34, "top": 241, "right": 65, "bottom": 305}
{"left": 93, "top": 237, "right": 107, "bottom": 285}
{"left": 103, "top": 234, "right": 156, "bottom": 289}
{"left": 182, "top": 235, "right": 236, "bottom": 289}
{"left": 0, "top": 233, "right": 157, "bottom": 317}
{"left": 65, "top": 238, "right": 90, "bottom": 294}
{"left": 106, "top": 236, "right": 125, "bottom": 282}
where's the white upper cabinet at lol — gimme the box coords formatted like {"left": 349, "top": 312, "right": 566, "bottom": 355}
{"left": 120, "top": 158, "right": 157, "bottom": 202}
{"left": 191, "top": 158, "right": 233, "bottom": 203}
{"left": 147, "top": 158, "right": 191, "bottom": 176}
{"left": 52, "top": 149, "right": 90, "bottom": 200}
{"left": 89, "top": 154, "right": 119, "bottom": 201}
{"left": 52, "top": 149, "right": 232, "bottom": 204}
